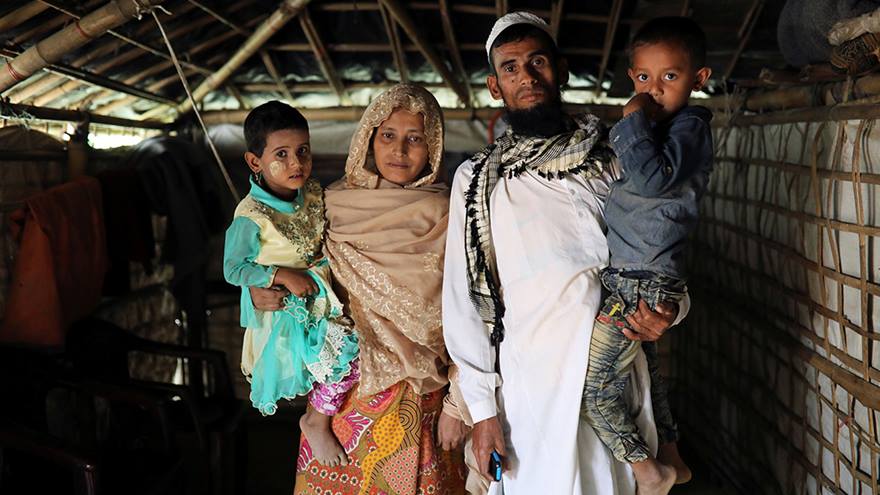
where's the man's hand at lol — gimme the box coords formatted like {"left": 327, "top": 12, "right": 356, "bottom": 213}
{"left": 249, "top": 286, "right": 288, "bottom": 311}
{"left": 471, "top": 416, "right": 506, "bottom": 481}
{"left": 623, "top": 299, "right": 678, "bottom": 341}
{"left": 437, "top": 412, "right": 469, "bottom": 451}
{"left": 623, "top": 92, "right": 661, "bottom": 119}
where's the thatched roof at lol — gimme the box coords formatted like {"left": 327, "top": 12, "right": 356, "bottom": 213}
{"left": 0, "top": 0, "right": 786, "bottom": 126}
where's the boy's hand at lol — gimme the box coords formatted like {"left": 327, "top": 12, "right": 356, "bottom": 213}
{"left": 273, "top": 267, "right": 318, "bottom": 297}
{"left": 623, "top": 92, "right": 661, "bottom": 120}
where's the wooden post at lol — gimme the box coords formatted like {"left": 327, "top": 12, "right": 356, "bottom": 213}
{"left": 0, "top": 0, "right": 168, "bottom": 92}
{"left": 378, "top": 0, "right": 470, "bottom": 106}
{"left": 298, "top": 7, "right": 349, "bottom": 104}
{"left": 180, "top": 0, "right": 313, "bottom": 114}
{"left": 595, "top": 0, "right": 624, "bottom": 96}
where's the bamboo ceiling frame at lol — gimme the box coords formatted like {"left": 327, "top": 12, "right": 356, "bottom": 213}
{"left": 298, "top": 6, "right": 350, "bottom": 105}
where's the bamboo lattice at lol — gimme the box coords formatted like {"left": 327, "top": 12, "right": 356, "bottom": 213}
{"left": 672, "top": 110, "right": 880, "bottom": 494}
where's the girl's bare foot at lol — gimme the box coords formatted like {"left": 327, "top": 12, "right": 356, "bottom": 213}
{"left": 658, "top": 442, "right": 692, "bottom": 484}
{"left": 300, "top": 410, "right": 348, "bottom": 467}
{"left": 632, "top": 458, "right": 677, "bottom": 495}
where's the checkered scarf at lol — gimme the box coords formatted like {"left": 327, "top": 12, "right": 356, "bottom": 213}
{"left": 463, "top": 113, "right": 612, "bottom": 352}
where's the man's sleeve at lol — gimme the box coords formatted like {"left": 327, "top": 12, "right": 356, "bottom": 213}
{"left": 442, "top": 162, "right": 502, "bottom": 424}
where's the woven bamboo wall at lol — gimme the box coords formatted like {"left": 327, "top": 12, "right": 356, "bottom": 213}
{"left": 672, "top": 116, "right": 880, "bottom": 494}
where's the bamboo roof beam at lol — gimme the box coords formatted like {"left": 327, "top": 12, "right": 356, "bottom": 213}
{"left": 10, "top": 8, "right": 72, "bottom": 46}
{"left": 595, "top": 0, "right": 624, "bottom": 96}
{"left": 260, "top": 50, "right": 295, "bottom": 102}
{"left": 495, "top": 0, "right": 508, "bottom": 17}
{"left": 680, "top": 0, "right": 692, "bottom": 16}
{"left": 186, "top": 0, "right": 251, "bottom": 36}
{"left": 202, "top": 103, "right": 623, "bottom": 124}
{"left": 0, "top": 2, "right": 50, "bottom": 33}
{"left": 298, "top": 7, "right": 349, "bottom": 105}
{"left": 39, "top": 1, "right": 212, "bottom": 76}
{"left": 0, "top": 0, "right": 169, "bottom": 92}
{"left": 723, "top": 0, "right": 765, "bottom": 81}
{"left": 270, "top": 41, "right": 603, "bottom": 57}
{"left": 226, "top": 83, "right": 248, "bottom": 109}
{"left": 438, "top": 0, "right": 472, "bottom": 107}
{"left": 550, "top": 0, "right": 565, "bottom": 40}
{"left": 378, "top": 0, "right": 469, "bottom": 107}
{"left": 378, "top": 3, "right": 408, "bottom": 84}
{"left": 1, "top": 102, "right": 167, "bottom": 129}
{"left": 1, "top": 48, "right": 175, "bottom": 105}
{"left": 180, "top": 0, "right": 312, "bottom": 114}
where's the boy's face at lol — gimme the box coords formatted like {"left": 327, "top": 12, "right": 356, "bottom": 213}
{"left": 628, "top": 41, "right": 711, "bottom": 120}
{"left": 245, "top": 128, "right": 312, "bottom": 200}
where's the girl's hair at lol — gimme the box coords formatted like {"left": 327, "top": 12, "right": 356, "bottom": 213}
{"left": 243, "top": 101, "right": 309, "bottom": 155}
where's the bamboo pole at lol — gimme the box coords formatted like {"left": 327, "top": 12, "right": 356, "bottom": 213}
{"left": 40, "top": 0, "right": 212, "bottom": 76}
{"left": 438, "top": 0, "right": 473, "bottom": 108}
{"left": 201, "top": 104, "right": 624, "bottom": 124}
{"left": 0, "top": 0, "right": 168, "bottom": 92}
{"left": 378, "top": 3, "right": 409, "bottom": 84}
{"left": 723, "top": 0, "right": 765, "bottom": 81}
{"left": 180, "top": 0, "right": 312, "bottom": 114}
{"left": 595, "top": 0, "right": 624, "bottom": 96}
{"left": 186, "top": 0, "right": 251, "bottom": 36}
{"left": 259, "top": 50, "right": 295, "bottom": 102}
{"left": 378, "top": 0, "right": 469, "bottom": 106}
{"left": 550, "top": 0, "right": 565, "bottom": 40}
{"left": 10, "top": 8, "right": 71, "bottom": 46}
{"left": 298, "top": 7, "right": 349, "bottom": 104}
{"left": 1, "top": 102, "right": 168, "bottom": 129}
{"left": 0, "top": 2, "right": 49, "bottom": 33}
{"left": 495, "top": 0, "right": 508, "bottom": 17}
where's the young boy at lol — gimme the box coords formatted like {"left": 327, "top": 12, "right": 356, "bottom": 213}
{"left": 580, "top": 17, "right": 713, "bottom": 495}
{"left": 224, "top": 101, "right": 359, "bottom": 467}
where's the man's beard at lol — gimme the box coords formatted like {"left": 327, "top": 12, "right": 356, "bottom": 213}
{"left": 502, "top": 90, "right": 565, "bottom": 138}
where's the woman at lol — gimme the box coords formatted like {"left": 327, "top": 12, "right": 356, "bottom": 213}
{"left": 253, "top": 84, "right": 470, "bottom": 494}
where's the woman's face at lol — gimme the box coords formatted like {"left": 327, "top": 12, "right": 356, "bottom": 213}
{"left": 372, "top": 109, "right": 429, "bottom": 186}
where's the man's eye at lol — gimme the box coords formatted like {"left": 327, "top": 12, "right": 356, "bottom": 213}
{"left": 503, "top": 65, "right": 515, "bottom": 73}
{"left": 532, "top": 58, "right": 545, "bottom": 66}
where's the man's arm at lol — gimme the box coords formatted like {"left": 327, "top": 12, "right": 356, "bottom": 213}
{"left": 442, "top": 162, "right": 506, "bottom": 478}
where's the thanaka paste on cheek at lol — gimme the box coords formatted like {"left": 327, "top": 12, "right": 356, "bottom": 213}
{"left": 267, "top": 160, "right": 285, "bottom": 177}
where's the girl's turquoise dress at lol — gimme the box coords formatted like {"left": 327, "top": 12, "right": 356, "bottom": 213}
{"left": 223, "top": 178, "right": 358, "bottom": 415}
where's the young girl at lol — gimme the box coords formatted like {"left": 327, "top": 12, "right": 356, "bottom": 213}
{"left": 223, "top": 101, "right": 358, "bottom": 467}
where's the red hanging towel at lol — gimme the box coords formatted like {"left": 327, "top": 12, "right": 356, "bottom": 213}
{"left": 1, "top": 177, "right": 108, "bottom": 348}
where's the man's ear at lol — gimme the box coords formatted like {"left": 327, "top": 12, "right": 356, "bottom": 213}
{"left": 556, "top": 57, "right": 569, "bottom": 86}
{"left": 487, "top": 74, "right": 503, "bottom": 100}
{"left": 693, "top": 67, "right": 712, "bottom": 91}
{"left": 244, "top": 151, "right": 261, "bottom": 174}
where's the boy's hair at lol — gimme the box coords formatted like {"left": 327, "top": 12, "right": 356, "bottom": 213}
{"left": 629, "top": 17, "right": 707, "bottom": 69}
{"left": 243, "top": 101, "right": 309, "bottom": 155}
{"left": 489, "top": 24, "right": 559, "bottom": 75}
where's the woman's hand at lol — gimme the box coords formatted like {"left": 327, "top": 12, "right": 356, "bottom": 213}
{"left": 437, "top": 412, "right": 469, "bottom": 451}
{"left": 273, "top": 267, "right": 319, "bottom": 297}
{"left": 249, "top": 286, "right": 288, "bottom": 311}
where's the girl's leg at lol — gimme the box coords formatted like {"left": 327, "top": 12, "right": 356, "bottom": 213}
{"left": 301, "top": 360, "right": 360, "bottom": 467}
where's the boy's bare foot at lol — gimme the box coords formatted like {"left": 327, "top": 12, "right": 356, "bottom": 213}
{"left": 632, "top": 458, "right": 676, "bottom": 495}
{"left": 658, "top": 442, "right": 692, "bottom": 484}
{"left": 300, "top": 410, "right": 348, "bottom": 467}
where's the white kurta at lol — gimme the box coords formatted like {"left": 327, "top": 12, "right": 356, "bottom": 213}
{"left": 443, "top": 159, "right": 686, "bottom": 495}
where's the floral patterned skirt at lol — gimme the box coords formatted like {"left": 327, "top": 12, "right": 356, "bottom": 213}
{"left": 294, "top": 381, "right": 466, "bottom": 495}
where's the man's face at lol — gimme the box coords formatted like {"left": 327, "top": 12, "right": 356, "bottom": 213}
{"left": 487, "top": 35, "right": 567, "bottom": 111}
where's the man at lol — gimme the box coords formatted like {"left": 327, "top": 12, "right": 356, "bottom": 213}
{"left": 442, "top": 12, "right": 688, "bottom": 494}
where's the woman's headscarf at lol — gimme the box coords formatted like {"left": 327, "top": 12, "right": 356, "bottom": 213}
{"left": 324, "top": 84, "right": 451, "bottom": 396}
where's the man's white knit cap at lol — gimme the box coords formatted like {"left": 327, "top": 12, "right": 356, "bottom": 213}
{"left": 485, "top": 11, "right": 555, "bottom": 63}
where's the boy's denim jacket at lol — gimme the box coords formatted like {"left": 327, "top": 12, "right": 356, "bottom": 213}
{"left": 603, "top": 105, "right": 714, "bottom": 280}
